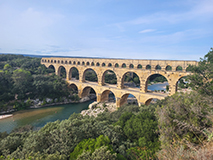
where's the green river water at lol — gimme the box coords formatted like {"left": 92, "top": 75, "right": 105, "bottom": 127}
{"left": 0, "top": 100, "right": 93, "bottom": 133}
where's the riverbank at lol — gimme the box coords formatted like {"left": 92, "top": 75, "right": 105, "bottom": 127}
{"left": 0, "top": 114, "right": 13, "bottom": 120}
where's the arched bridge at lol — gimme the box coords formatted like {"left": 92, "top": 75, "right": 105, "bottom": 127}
{"left": 41, "top": 57, "right": 197, "bottom": 107}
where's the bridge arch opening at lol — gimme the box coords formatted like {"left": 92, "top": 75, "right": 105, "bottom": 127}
{"left": 176, "top": 76, "right": 189, "bottom": 92}
{"left": 83, "top": 68, "right": 98, "bottom": 82}
{"left": 145, "top": 98, "right": 159, "bottom": 106}
{"left": 155, "top": 65, "right": 161, "bottom": 70}
{"left": 58, "top": 60, "right": 60, "bottom": 63}
{"left": 86, "top": 62, "right": 90, "bottom": 66}
{"left": 121, "top": 72, "right": 140, "bottom": 89}
{"left": 54, "top": 60, "right": 56, "bottom": 63}
{"left": 119, "top": 93, "right": 138, "bottom": 107}
{"left": 108, "top": 63, "right": 112, "bottom": 67}
{"left": 145, "top": 74, "right": 169, "bottom": 93}
{"left": 115, "top": 63, "right": 119, "bottom": 68}
{"left": 102, "top": 70, "right": 117, "bottom": 85}
{"left": 69, "top": 61, "right": 71, "bottom": 64}
{"left": 166, "top": 65, "right": 172, "bottom": 71}
{"left": 146, "top": 65, "right": 151, "bottom": 70}
{"left": 100, "top": 90, "right": 115, "bottom": 103}
{"left": 176, "top": 66, "right": 183, "bottom": 71}
{"left": 122, "top": 63, "right": 126, "bottom": 68}
{"left": 77, "top": 61, "right": 80, "bottom": 65}
{"left": 81, "top": 86, "right": 96, "bottom": 100}
{"left": 82, "top": 61, "right": 85, "bottom": 65}
{"left": 69, "top": 67, "right": 79, "bottom": 80}
{"left": 137, "top": 64, "right": 142, "bottom": 69}
{"left": 91, "top": 62, "right": 95, "bottom": 66}
{"left": 129, "top": 64, "right": 134, "bottom": 68}
{"left": 96, "top": 62, "right": 100, "bottom": 66}
{"left": 102, "top": 63, "right": 106, "bottom": 67}
{"left": 47, "top": 65, "right": 55, "bottom": 74}
{"left": 69, "top": 83, "right": 78, "bottom": 94}
{"left": 73, "top": 61, "right": 76, "bottom": 65}
{"left": 58, "top": 66, "right": 66, "bottom": 78}
{"left": 65, "top": 61, "right": 67, "bottom": 64}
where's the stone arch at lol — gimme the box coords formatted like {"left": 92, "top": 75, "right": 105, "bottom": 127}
{"left": 58, "top": 60, "right": 60, "bottom": 63}
{"left": 145, "top": 73, "right": 169, "bottom": 93}
{"left": 51, "top": 60, "right": 53, "bottom": 63}
{"left": 137, "top": 64, "right": 142, "bottom": 69}
{"left": 145, "top": 98, "right": 159, "bottom": 105}
{"left": 166, "top": 65, "right": 172, "bottom": 71}
{"left": 69, "top": 67, "right": 79, "bottom": 80}
{"left": 115, "top": 63, "right": 119, "bottom": 68}
{"left": 121, "top": 71, "right": 140, "bottom": 88}
{"left": 69, "top": 83, "right": 78, "bottom": 94}
{"left": 175, "top": 76, "right": 189, "bottom": 92}
{"left": 48, "top": 60, "right": 50, "bottom": 63}
{"left": 54, "top": 60, "right": 56, "bottom": 63}
{"left": 61, "top": 60, "right": 64, "bottom": 64}
{"left": 122, "top": 63, "right": 126, "bottom": 68}
{"left": 108, "top": 63, "right": 112, "bottom": 67}
{"left": 73, "top": 61, "right": 76, "bottom": 65}
{"left": 91, "top": 62, "right": 95, "bottom": 66}
{"left": 96, "top": 62, "right": 100, "bottom": 66}
{"left": 102, "top": 63, "right": 106, "bottom": 67}
{"left": 82, "top": 68, "right": 98, "bottom": 82}
{"left": 65, "top": 61, "right": 67, "bottom": 64}
{"left": 69, "top": 61, "right": 71, "bottom": 64}
{"left": 47, "top": 64, "right": 55, "bottom": 73}
{"left": 80, "top": 86, "right": 97, "bottom": 99}
{"left": 86, "top": 62, "right": 90, "bottom": 66}
{"left": 155, "top": 65, "right": 161, "bottom": 70}
{"left": 176, "top": 65, "right": 183, "bottom": 71}
{"left": 100, "top": 90, "right": 115, "bottom": 102}
{"left": 129, "top": 64, "right": 134, "bottom": 68}
{"left": 146, "top": 65, "right": 151, "bottom": 70}
{"left": 82, "top": 61, "right": 85, "bottom": 65}
{"left": 77, "top": 61, "right": 80, "bottom": 65}
{"left": 101, "top": 70, "right": 117, "bottom": 85}
{"left": 58, "top": 66, "right": 67, "bottom": 78}
{"left": 119, "top": 93, "right": 138, "bottom": 107}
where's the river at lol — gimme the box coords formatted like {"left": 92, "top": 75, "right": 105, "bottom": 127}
{"left": 0, "top": 83, "right": 167, "bottom": 133}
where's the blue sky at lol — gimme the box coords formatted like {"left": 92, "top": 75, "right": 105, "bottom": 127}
{"left": 0, "top": 0, "right": 212, "bottom": 60}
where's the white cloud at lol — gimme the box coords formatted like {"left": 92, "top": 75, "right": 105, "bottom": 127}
{"left": 139, "top": 29, "right": 156, "bottom": 34}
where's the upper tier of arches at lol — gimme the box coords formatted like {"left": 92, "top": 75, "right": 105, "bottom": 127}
{"left": 42, "top": 58, "right": 197, "bottom": 72}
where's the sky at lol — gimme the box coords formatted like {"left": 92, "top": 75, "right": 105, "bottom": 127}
{"left": 0, "top": 0, "right": 212, "bottom": 60}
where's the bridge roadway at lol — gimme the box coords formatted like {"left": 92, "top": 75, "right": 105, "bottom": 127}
{"left": 67, "top": 80, "right": 168, "bottom": 107}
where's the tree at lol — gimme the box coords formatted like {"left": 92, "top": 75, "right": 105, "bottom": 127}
{"left": 187, "top": 48, "right": 213, "bottom": 95}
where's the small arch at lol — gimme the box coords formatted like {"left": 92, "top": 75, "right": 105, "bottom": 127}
{"left": 48, "top": 60, "right": 50, "bottom": 63}
{"left": 96, "top": 62, "right": 100, "bottom": 66}
{"left": 73, "top": 61, "right": 76, "bottom": 65}
{"left": 82, "top": 61, "right": 85, "bottom": 65}
{"left": 137, "top": 64, "right": 142, "bottom": 69}
{"left": 61, "top": 61, "right": 64, "bottom": 64}
{"left": 69, "top": 67, "right": 79, "bottom": 80}
{"left": 65, "top": 61, "right": 67, "bottom": 64}
{"left": 129, "top": 64, "right": 134, "bottom": 68}
{"left": 146, "top": 65, "right": 151, "bottom": 70}
{"left": 83, "top": 68, "right": 98, "bottom": 82}
{"left": 115, "top": 63, "right": 119, "bottom": 68}
{"left": 51, "top": 60, "right": 53, "bottom": 63}
{"left": 155, "top": 65, "right": 161, "bottom": 70}
{"left": 145, "top": 98, "right": 159, "bottom": 106}
{"left": 91, "top": 62, "right": 95, "bottom": 66}
{"left": 77, "top": 62, "right": 80, "bottom": 65}
{"left": 100, "top": 90, "right": 115, "bottom": 103}
{"left": 176, "top": 76, "right": 189, "bottom": 92}
{"left": 58, "top": 60, "right": 60, "bottom": 63}
{"left": 166, "top": 65, "right": 172, "bottom": 71}
{"left": 122, "top": 63, "right": 126, "bottom": 68}
{"left": 45, "top": 60, "right": 47, "bottom": 62}
{"left": 86, "top": 62, "right": 90, "bottom": 66}
{"left": 102, "top": 70, "right": 117, "bottom": 85}
{"left": 176, "top": 66, "right": 183, "bottom": 71}
{"left": 69, "top": 61, "right": 71, "bottom": 64}
{"left": 102, "top": 63, "right": 106, "bottom": 67}
{"left": 42, "top": 60, "right": 44, "bottom": 62}
{"left": 108, "top": 63, "right": 112, "bottom": 67}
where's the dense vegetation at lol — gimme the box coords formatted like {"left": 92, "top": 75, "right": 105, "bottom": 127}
{"left": 0, "top": 54, "right": 73, "bottom": 112}
{"left": 0, "top": 48, "right": 213, "bottom": 159}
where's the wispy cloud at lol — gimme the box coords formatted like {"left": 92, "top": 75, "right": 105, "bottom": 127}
{"left": 139, "top": 29, "right": 156, "bottom": 34}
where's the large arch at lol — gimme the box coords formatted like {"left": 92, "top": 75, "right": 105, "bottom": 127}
{"left": 100, "top": 90, "right": 115, "bottom": 102}
{"left": 69, "top": 67, "right": 79, "bottom": 80}
{"left": 119, "top": 93, "right": 138, "bottom": 107}
{"left": 101, "top": 70, "right": 117, "bottom": 85}
{"left": 121, "top": 71, "right": 140, "bottom": 89}
{"left": 145, "top": 98, "right": 160, "bottom": 106}
{"left": 145, "top": 74, "right": 169, "bottom": 93}
{"left": 82, "top": 68, "right": 98, "bottom": 82}
{"left": 69, "top": 83, "right": 78, "bottom": 94}
{"left": 175, "top": 76, "right": 189, "bottom": 92}
{"left": 58, "top": 66, "right": 66, "bottom": 78}
{"left": 80, "top": 86, "right": 97, "bottom": 99}
{"left": 47, "top": 64, "right": 55, "bottom": 74}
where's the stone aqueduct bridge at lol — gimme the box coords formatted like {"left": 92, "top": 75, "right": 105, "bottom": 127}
{"left": 41, "top": 57, "right": 197, "bottom": 107}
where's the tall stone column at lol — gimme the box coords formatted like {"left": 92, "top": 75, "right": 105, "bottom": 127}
{"left": 115, "top": 97, "right": 121, "bottom": 108}
{"left": 96, "top": 93, "right": 102, "bottom": 102}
